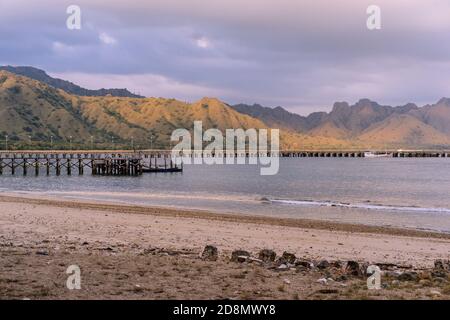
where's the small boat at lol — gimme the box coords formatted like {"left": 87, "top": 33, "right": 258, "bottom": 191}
{"left": 364, "top": 151, "right": 391, "bottom": 158}
{"left": 142, "top": 166, "right": 183, "bottom": 173}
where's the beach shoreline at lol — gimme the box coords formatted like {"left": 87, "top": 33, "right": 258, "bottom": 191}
{"left": 1, "top": 193, "right": 450, "bottom": 240}
{"left": 1, "top": 194, "right": 450, "bottom": 299}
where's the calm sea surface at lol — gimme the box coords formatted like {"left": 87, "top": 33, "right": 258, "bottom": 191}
{"left": 2, "top": 158, "right": 450, "bottom": 233}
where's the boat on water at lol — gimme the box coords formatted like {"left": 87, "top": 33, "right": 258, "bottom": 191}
{"left": 364, "top": 151, "right": 391, "bottom": 158}
{"left": 142, "top": 166, "right": 183, "bottom": 173}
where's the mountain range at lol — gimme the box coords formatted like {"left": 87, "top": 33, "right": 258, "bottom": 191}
{"left": 0, "top": 69, "right": 315, "bottom": 149}
{"left": 232, "top": 98, "right": 450, "bottom": 148}
{"left": 0, "top": 66, "right": 144, "bottom": 98}
{"left": 1, "top": 65, "right": 450, "bottom": 150}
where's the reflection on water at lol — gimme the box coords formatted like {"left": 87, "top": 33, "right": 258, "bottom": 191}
{"left": 2, "top": 158, "right": 450, "bottom": 233}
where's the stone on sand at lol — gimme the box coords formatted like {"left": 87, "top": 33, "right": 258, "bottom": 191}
{"left": 201, "top": 245, "right": 218, "bottom": 261}
{"left": 231, "top": 250, "right": 250, "bottom": 263}
{"left": 278, "top": 252, "right": 296, "bottom": 265}
{"left": 258, "top": 249, "right": 276, "bottom": 263}
{"left": 345, "top": 261, "right": 362, "bottom": 277}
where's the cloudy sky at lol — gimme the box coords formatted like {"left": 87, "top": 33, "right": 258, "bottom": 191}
{"left": 1, "top": 0, "right": 450, "bottom": 114}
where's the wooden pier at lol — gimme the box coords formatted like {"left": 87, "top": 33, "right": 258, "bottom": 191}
{"left": 278, "top": 150, "right": 450, "bottom": 158}
{"left": 167, "top": 150, "right": 450, "bottom": 158}
{"left": 1, "top": 149, "right": 449, "bottom": 176}
{"left": 0, "top": 152, "right": 182, "bottom": 176}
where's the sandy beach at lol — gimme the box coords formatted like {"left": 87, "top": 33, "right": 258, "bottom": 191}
{"left": 1, "top": 194, "right": 450, "bottom": 300}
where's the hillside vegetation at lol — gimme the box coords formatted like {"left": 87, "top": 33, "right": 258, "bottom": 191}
{"left": 2, "top": 68, "right": 450, "bottom": 150}
{"left": 0, "top": 70, "right": 348, "bottom": 150}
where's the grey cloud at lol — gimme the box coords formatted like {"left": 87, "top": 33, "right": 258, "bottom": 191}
{"left": 1, "top": 0, "right": 450, "bottom": 113}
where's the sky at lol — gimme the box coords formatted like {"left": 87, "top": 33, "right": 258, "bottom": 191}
{"left": 1, "top": 0, "right": 450, "bottom": 115}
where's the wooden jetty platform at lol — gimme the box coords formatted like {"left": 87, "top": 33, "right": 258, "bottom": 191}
{"left": 0, "top": 151, "right": 182, "bottom": 176}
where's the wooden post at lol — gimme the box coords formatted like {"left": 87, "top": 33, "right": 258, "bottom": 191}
{"left": 0, "top": 159, "right": 2, "bottom": 175}
{"left": 56, "top": 159, "right": 60, "bottom": 176}
{"left": 46, "top": 159, "right": 50, "bottom": 175}
{"left": 12, "top": 159, "right": 15, "bottom": 175}
{"left": 67, "top": 159, "right": 71, "bottom": 175}
{"left": 91, "top": 160, "right": 95, "bottom": 175}
{"left": 78, "top": 159, "right": 83, "bottom": 175}
{"left": 35, "top": 158, "right": 39, "bottom": 176}
{"left": 23, "top": 159, "right": 27, "bottom": 176}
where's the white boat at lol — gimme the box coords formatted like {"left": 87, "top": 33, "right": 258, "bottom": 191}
{"left": 364, "top": 151, "right": 391, "bottom": 158}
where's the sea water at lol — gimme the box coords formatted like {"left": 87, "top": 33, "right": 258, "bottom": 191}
{"left": 1, "top": 158, "right": 450, "bottom": 233}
